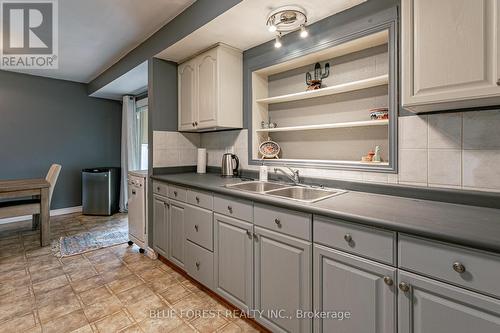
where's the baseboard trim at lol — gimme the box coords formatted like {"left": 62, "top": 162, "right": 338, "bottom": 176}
{"left": 0, "top": 206, "right": 82, "bottom": 225}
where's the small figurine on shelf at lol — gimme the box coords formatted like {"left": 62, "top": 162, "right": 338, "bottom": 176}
{"left": 369, "top": 108, "right": 389, "bottom": 120}
{"left": 261, "top": 116, "right": 277, "bottom": 129}
{"left": 372, "top": 146, "right": 382, "bottom": 163}
{"left": 306, "top": 62, "right": 330, "bottom": 90}
{"left": 361, "top": 149, "right": 375, "bottom": 162}
{"left": 361, "top": 146, "right": 383, "bottom": 163}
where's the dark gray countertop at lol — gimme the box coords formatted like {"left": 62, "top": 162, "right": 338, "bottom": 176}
{"left": 151, "top": 173, "right": 500, "bottom": 253}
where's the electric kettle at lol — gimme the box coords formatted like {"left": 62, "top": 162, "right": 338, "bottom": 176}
{"left": 221, "top": 153, "right": 239, "bottom": 177}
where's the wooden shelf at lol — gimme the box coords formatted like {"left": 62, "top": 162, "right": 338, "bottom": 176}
{"left": 256, "top": 75, "right": 389, "bottom": 105}
{"left": 255, "top": 119, "right": 388, "bottom": 133}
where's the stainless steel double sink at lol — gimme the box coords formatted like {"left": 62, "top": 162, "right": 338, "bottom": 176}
{"left": 225, "top": 181, "right": 346, "bottom": 203}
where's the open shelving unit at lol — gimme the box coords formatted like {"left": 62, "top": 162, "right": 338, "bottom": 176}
{"left": 250, "top": 29, "right": 395, "bottom": 170}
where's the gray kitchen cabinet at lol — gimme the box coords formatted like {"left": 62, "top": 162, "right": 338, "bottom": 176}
{"left": 153, "top": 194, "right": 169, "bottom": 257}
{"left": 213, "top": 213, "right": 254, "bottom": 312}
{"left": 314, "top": 244, "right": 396, "bottom": 333}
{"left": 168, "top": 200, "right": 185, "bottom": 268}
{"left": 398, "top": 270, "right": 500, "bottom": 333}
{"left": 254, "top": 226, "right": 312, "bottom": 333}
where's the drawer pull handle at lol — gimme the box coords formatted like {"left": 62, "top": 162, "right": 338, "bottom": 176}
{"left": 344, "top": 234, "right": 352, "bottom": 243}
{"left": 497, "top": 79, "right": 500, "bottom": 86}
{"left": 274, "top": 218, "right": 281, "bottom": 227}
{"left": 194, "top": 225, "right": 199, "bottom": 232}
{"left": 195, "top": 196, "right": 200, "bottom": 203}
{"left": 398, "top": 282, "right": 410, "bottom": 292}
{"left": 453, "top": 262, "right": 466, "bottom": 274}
{"left": 227, "top": 206, "right": 233, "bottom": 213}
{"left": 173, "top": 191, "right": 178, "bottom": 197}
{"left": 383, "top": 276, "right": 394, "bottom": 286}
{"left": 157, "top": 186, "right": 160, "bottom": 191}
{"left": 192, "top": 122, "right": 196, "bottom": 127}
{"left": 195, "top": 262, "right": 200, "bottom": 270}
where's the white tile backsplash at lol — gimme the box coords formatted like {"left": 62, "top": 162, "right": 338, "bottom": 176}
{"left": 463, "top": 110, "right": 500, "bottom": 149}
{"left": 463, "top": 150, "right": 500, "bottom": 191}
{"left": 428, "top": 113, "right": 462, "bottom": 149}
{"left": 398, "top": 149, "right": 428, "bottom": 185}
{"left": 399, "top": 115, "right": 428, "bottom": 149}
{"left": 153, "top": 110, "right": 500, "bottom": 193}
{"left": 428, "top": 149, "right": 461, "bottom": 187}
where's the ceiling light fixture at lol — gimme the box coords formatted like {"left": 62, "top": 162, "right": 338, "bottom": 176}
{"left": 300, "top": 24, "right": 308, "bottom": 38}
{"left": 266, "top": 5, "right": 309, "bottom": 48}
{"left": 274, "top": 33, "right": 282, "bottom": 48}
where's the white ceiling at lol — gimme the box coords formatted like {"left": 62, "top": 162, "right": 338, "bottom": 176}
{"left": 5, "top": 0, "right": 195, "bottom": 83}
{"left": 90, "top": 61, "right": 148, "bottom": 100}
{"left": 156, "top": 0, "right": 366, "bottom": 62}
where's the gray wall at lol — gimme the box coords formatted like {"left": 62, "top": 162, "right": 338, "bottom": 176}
{"left": 0, "top": 70, "right": 122, "bottom": 209}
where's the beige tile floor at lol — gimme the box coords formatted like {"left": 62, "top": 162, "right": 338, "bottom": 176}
{"left": 0, "top": 213, "right": 263, "bottom": 333}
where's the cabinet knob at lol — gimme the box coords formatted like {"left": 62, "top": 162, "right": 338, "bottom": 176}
{"left": 253, "top": 233, "right": 259, "bottom": 241}
{"left": 173, "top": 191, "right": 178, "bottom": 197}
{"left": 195, "top": 196, "right": 200, "bottom": 203}
{"left": 274, "top": 218, "right": 281, "bottom": 227}
{"left": 195, "top": 121, "right": 198, "bottom": 126}
{"left": 227, "top": 206, "right": 233, "bottom": 213}
{"left": 194, "top": 224, "right": 199, "bottom": 232}
{"left": 497, "top": 79, "right": 500, "bottom": 86}
{"left": 383, "top": 276, "right": 394, "bottom": 286}
{"left": 195, "top": 262, "right": 200, "bottom": 270}
{"left": 344, "top": 233, "right": 353, "bottom": 243}
{"left": 398, "top": 282, "right": 410, "bottom": 292}
{"left": 192, "top": 122, "right": 195, "bottom": 127}
{"left": 452, "top": 262, "right": 466, "bottom": 274}
{"left": 246, "top": 230, "right": 252, "bottom": 238}
{"left": 156, "top": 186, "right": 160, "bottom": 191}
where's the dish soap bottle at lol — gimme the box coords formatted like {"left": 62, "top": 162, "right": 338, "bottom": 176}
{"left": 259, "top": 164, "right": 268, "bottom": 181}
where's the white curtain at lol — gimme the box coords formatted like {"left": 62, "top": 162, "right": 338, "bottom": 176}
{"left": 119, "top": 96, "right": 139, "bottom": 212}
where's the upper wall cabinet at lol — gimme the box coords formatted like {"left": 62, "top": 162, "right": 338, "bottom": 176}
{"left": 178, "top": 44, "right": 243, "bottom": 132}
{"left": 402, "top": 0, "right": 500, "bottom": 113}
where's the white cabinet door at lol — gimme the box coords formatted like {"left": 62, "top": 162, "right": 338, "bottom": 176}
{"left": 313, "top": 244, "right": 396, "bottom": 333}
{"left": 254, "top": 226, "right": 312, "bottom": 333}
{"left": 168, "top": 200, "right": 185, "bottom": 268}
{"left": 197, "top": 49, "right": 218, "bottom": 129}
{"left": 213, "top": 213, "right": 253, "bottom": 312}
{"left": 178, "top": 60, "right": 197, "bottom": 131}
{"left": 398, "top": 270, "right": 500, "bottom": 333}
{"left": 402, "top": 0, "right": 500, "bottom": 112}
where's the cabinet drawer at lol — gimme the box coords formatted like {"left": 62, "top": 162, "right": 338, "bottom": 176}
{"left": 187, "top": 189, "right": 213, "bottom": 210}
{"left": 314, "top": 216, "right": 396, "bottom": 265}
{"left": 214, "top": 195, "right": 253, "bottom": 222}
{"left": 399, "top": 235, "right": 500, "bottom": 298}
{"left": 185, "top": 204, "right": 213, "bottom": 251}
{"left": 254, "top": 203, "right": 311, "bottom": 241}
{"left": 152, "top": 181, "right": 168, "bottom": 197}
{"left": 185, "top": 240, "right": 214, "bottom": 289}
{"left": 168, "top": 185, "right": 187, "bottom": 202}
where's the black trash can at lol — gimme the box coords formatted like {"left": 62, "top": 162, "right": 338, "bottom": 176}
{"left": 82, "top": 167, "right": 120, "bottom": 215}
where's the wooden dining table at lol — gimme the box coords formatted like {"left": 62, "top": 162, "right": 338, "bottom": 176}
{"left": 0, "top": 179, "right": 51, "bottom": 246}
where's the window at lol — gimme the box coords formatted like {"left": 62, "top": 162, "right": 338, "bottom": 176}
{"left": 136, "top": 97, "right": 148, "bottom": 170}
